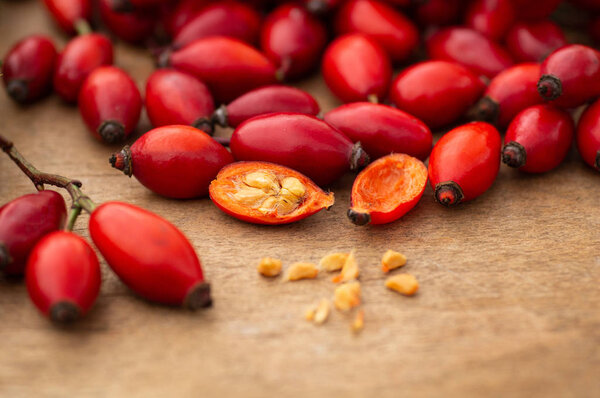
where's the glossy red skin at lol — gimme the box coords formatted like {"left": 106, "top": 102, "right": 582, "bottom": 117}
{"left": 145, "top": 69, "right": 214, "bottom": 129}
{"left": 127, "top": 125, "right": 233, "bottom": 198}
{"left": 414, "top": 0, "right": 464, "bottom": 26}
{"left": 53, "top": 34, "right": 114, "bottom": 103}
{"left": 510, "top": 0, "right": 562, "bottom": 20}
{"left": 2, "top": 35, "right": 57, "bottom": 103}
{"left": 99, "top": 0, "right": 158, "bottom": 44}
{"left": 334, "top": 0, "right": 418, "bottom": 63}
{"left": 260, "top": 4, "right": 327, "bottom": 80}
{"left": 162, "top": 0, "right": 210, "bottom": 37}
{"left": 576, "top": 98, "right": 600, "bottom": 170}
{"left": 504, "top": 105, "right": 574, "bottom": 173}
{"left": 390, "top": 60, "right": 485, "bottom": 130}
{"left": 464, "top": 0, "right": 515, "bottom": 41}
{"left": 0, "top": 191, "right": 66, "bottom": 276}
{"left": 78, "top": 66, "right": 142, "bottom": 142}
{"left": 42, "top": 0, "right": 92, "bottom": 35}
{"left": 230, "top": 113, "right": 356, "bottom": 186}
{"left": 89, "top": 202, "right": 206, "bottom": 306}
{"left": 173, "top": 1, "right": 261, "bottom": 49}
{"left": 428, "top": 122, "right": 501, "bottom": 202}
{"left": 322, "top": 34, "right": 391, "bottom": 103}
{"left": 426, "top": 27, "right": 514, "bottom": 79}
{"left": 26, "top": 231, "right": 100, "bottom": 318}
{"left": 166, "top": 37, "right": 277, "bottom": 103}
{"left": 505, "top": 21, "right": 567, "bottom": 63}
{"left": 482, "top": 63, "right": 543, "bottom": 127}
{"left": 324, "top": 102, "right": 432, "bottom": 160}
{"left": 540, "top": 45, "right": 600, "bottom": 109}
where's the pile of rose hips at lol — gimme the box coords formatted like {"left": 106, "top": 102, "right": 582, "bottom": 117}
{"left": 3, "top": 0, "right": 600, "bottom": 322}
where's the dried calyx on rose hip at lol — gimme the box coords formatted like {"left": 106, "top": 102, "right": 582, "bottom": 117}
{"left": 348, "top": 154, "right": 428, "bottom": 226}
{"left": 209, "top": 162, "right": 334, "bottom": 225}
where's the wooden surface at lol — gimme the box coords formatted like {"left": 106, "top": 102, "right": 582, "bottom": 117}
{"left": 1, "top": 2, "right": 599, "bottom": 397}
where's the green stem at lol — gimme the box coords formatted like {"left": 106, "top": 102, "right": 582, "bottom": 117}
{"left": 66, "top": 206, "right": 82, "bottom": 231}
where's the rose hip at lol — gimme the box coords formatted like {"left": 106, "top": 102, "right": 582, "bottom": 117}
{"left": 414, "top": 0, "right": 464, "bottom": 26}
{"left": 538, "top": 45, "right": 600, "bottom": 109}
{"left": 230, "top": 113, "right": 369, "bottom": 187}
{"left": 99, "top": 0, "right": 158, "bottom": 44}
{"left": 576, "top": 98, "right": 600, "bottom": 170}
{"left": 26, "top": 231, "right": 101, "bottom": 323}
{"left": 110, "top": 0, "right": 169, "bottom": 11}
{"left": 324, "top": 102, "right": 432, "bottom": 160}
{"left": 42, "top": 0, "right": 92, "bottom": 35}
{"left": 162, "top": 0, "right": 209, "bottom": 37}
{"left": 53, "top": 33, "right": 114, "bottom": 103}
{"left": 160, "top": 37, "right": 278, "bottom": 103}
{"left": 78, "top": 66, "right": 142, "bottom": 144}
{"left": 212, "top": 85, "right": 319, "bottom": 129}
{"left": 0, "top": 191, "right": 66, "bottom": 276}
{"left": 322, "top": 33, "right": 392, "bottom": 103}
{"left": 428, "top": 122, "right": 501, "bottom": 206}
{"left": 89, "top": 202, "right": 212, "bottom": 309}
{"left": 172, "top": 1, "right": 261, "bottom": 49}
{"left": 426, "top": 27, "right": 514, "bottom": 79}
{"left": 348, "top": 154, "right": 428, "bottom": 226}
{"left": 209, "top": 161, "right": 335, "bottom": 225}
{"left": 260, "top": 4, "right": 328, "bottom": 80}
{"left": 2, "top": 35, "right": 57, "bottom": 104}
{"left": 110, "top": 125, "right": 233, "bottom": 199}
{"left": 510, "top": 0, "right": 562, "bottom": 20}
{"left": 502, "top": 105, "right": 574, "bottom": 173}
{"left": 505, "top": 21, "right": 567, "bottom": 63}
{"left": 390, "top": 60, "right": 485, "bottom": 130}
{"left": 464, "top": 0, "right": 515, "bottom": 41}
{"left": 145, "top": 69, "right": 214, "bottom": 133}
{"left": 469, "top": 63, "right": 543, "bottom": 128}
{"left": 334, "top": 0, "right": 419, "bottom": 63}
{"left": 304, "top": 0, "right": 344, "bottom": 15}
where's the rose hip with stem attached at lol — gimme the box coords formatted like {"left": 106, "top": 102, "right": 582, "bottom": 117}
{"left": 145, "top": 69, "right": 214, "bottom": 133}
{"left": 428, "top": 122, "right": 501, "bottom": 207}
{"left": 576, "top": 98, "right": 600, "bottom": 171}
{"left": 42, "top": 0, "right": 92, "bottom": 35}
{"left": 505, "top": 21, "right": 567, "bottom": 63}
{"left": 212, "top": 85, "right": 320, "bottom": 129}
{"left": 26, "top": 231, "right": 101, "bottom": 323}
{"left": 2, "top": 35, "right": 57, "bottom": 104}
{"left": 78, "top": 66, "right": 142, "bottom": 144}
{"left": 503, "top": 105, "right": 574, "bottom": 173}
{"left": 53, "top": 33, "right": 114, "bottom": 103}
{"left": 110, "top": 125, "right": 234, "bottom": 199}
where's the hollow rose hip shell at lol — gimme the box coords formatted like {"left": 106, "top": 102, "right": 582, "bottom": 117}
{"left": 110, "top": 125, "right": 233, "bottom": 199}
{"left": 230, "top": 113, "right": 369, "bottom": 187}
{"left": 209, "top": 161, "right": 334, "bottom": 225}
{"left": 324, "top": 102, "right": 432, "bottom": 160}
{"left": 576, "top": 98, "right": 600, "bottom": 170}
{"left": 89, "top": 202, "right": 212, "bottom": 309}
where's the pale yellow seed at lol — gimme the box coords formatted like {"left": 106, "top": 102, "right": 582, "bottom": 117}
{"left": 305, "top": 308, "right": 316, "bottom": 321}
{"left": 285, "top": 262, "right": 319, "bottom": 281}
{"left": 276, "top": 197, "right": 297, "bottom": 215}
{"left": 244, "top": 171, "right": 279, "bottom": 193}
{"left": 280, "top": 177, "right": 306, "bottom": 197}
{"left": 332, "top": 249, "right": 359, "bottom": 283}
{"left": 381, "top": 250, "right": 407, "bottom": 273}
{"left": 257, "top": 196, "right": 277, "bottom": 215}
{"left": 352, "top": 309, "right": 365, "bottom": 333}
{"left": 257, "top": 257, "right": 282, "bottom": 277}
{"left": 334, "top": 281, "right": 361, "bottom": 311}
{"left": 313, "top": 299, "right": 331, "bottom": 324}
{"left": 233, "top": 186, "right": 268, "bottom": 207}
{"left": 319, "top": 252, "right": 349, "bottom": 272}
{"left": 385, "top": 274, "right": 419, "bottom": 296}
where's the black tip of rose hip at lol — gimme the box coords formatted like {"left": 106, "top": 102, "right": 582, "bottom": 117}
{"left": 350, "top": 142, "right": 370, "bottom": 171}
{"left": 502, "top": 142, "right": 526, "bottom": 169}
{"left": 537, "top": 74, "right": 562, "bottom": 101}
{"left": 0, "top": 243, "right": 10, "bottom": 271}
{"left": 347, "top": 209, "right": 371, "bottom": 226}
{"left": 98, "top": 121, "right": 125, "bottom": 144}
{"left": 7, "top": 80, "right": 29, "bottom": 103}
{"left": 467, "top": 97, "right": 498, "bottom": 124}
{"left": 211, "top": 105, "right": 228, "bottom": 128}
{"left": 109, "top": 145, "right": 132, "bottom": 176}
{"left": 434, "top": 181, "right": 464, "bottom": 207}
{"left": 192, "top": 117, "right": 214, "bottom": 135}
{"left": 185, "top": 282, "right": 212, "bottom": 310}
{"left": 156, "top": 50, "right": 171, "bottom": 68}
{"left": 50, "top": 301, "right": 81, "bottom": 323}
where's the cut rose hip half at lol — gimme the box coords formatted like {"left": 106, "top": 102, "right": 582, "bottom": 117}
{"left": 209, "top": 162, "right": 334, "bottom": 225}
{"left": 348, "top": 153, "right": 427, "bottom": 226}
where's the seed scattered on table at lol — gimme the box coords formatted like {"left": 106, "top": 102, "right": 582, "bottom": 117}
{"left": 381, "top": 250, "right": 407, "bottom": 273}
{"left": 257, "top": 257, "right": 282, "bottom": 277}
{"left": 285, "top": 262, "right": 318, "bottom": 281}
{"left": 332, "top": 249, "right": 359, "bottom": 283}
{"left": 352, "top": 309, "right": 365, "bottom": 333}
{"left": 385, "top": 274, "right": 419, "bottom": 296}
{"left": 313, "top": 299, "right": 331, "bottom": 324}
{"left": 319, "top": 252, "right": 348, "bottom": 271}
{"left": 334, "top": 281, "right": 361, "bottom": 311}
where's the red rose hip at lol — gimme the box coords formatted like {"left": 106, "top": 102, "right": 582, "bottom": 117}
{"left": 53, "top": 33, "right": 114, "bottom": 103}
{"left": 0, "top": 191, "right": 66, "bottom": 275}
{"left": 510, "top": 0, "right": 562, "bottom": 20}
{"left": 464, "top": 0, "right": 515, "bottom": 41}
{"left": 26, "top": 231, "right": 101, "bottom": 323}
{"left": 89, "top": 202, "right": 212, "bottom": 309}
{"left": 576, "top": 98, "right": 600, "bottom": 170}
{"left": 414, "top": 0, "right": 464, "bottom": 26}
{"left": 110, "top": 125, "right": 233, "bottom": 199}
{"left": 78, "top": 66, "right": 142, "bottom": 144}
{"left": 162, "top": 0, "right": 210, "bottom": 37}
{"left": 505, "top": 21, "right": 567, "bottom": 63}
{"left": 429, "top": 122, "right": 501, "bottom": 206}
{"left": 230, "top": 113, "right": 369, "bottom": 187}
{"left": 2, "top": 35, "right": 57, "bottom": 103}
{"left": 99, "top": 0, "right": 158, "bottom": 44}
{"left": 42, "top": 0, "right": 93, "bottom": 35}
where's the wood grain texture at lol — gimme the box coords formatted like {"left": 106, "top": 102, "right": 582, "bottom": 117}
{"left": 0, "top": 2, "right": 599, "bottom": 397}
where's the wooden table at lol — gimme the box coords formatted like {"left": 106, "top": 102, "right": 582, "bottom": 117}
{"left": 1, "top": 2, "right": 599, "bottom": 397}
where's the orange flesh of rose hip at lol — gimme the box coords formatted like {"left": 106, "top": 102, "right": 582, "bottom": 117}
{"left": 348, "top": 153, "right": 428, "bottom": 225}
{"left": 209, "top": 161, "right": 334, "bottom": 225}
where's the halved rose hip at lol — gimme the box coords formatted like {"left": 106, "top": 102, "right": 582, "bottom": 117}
{"left": 209, "top": 162, "right": 334, "bottom": 225}
{"left": 347, "top": 154, "right": 427, "bottom": 226}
